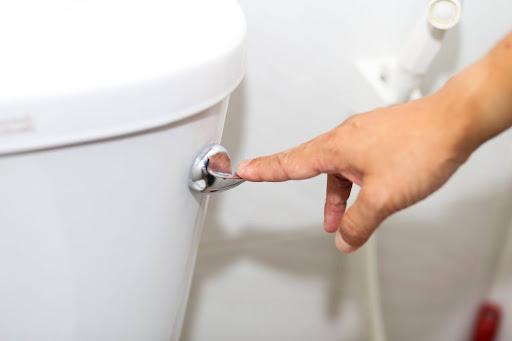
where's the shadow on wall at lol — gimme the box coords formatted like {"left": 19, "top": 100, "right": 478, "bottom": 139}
{"left": 180, "top": 219, "right": 370, "bottom": 341}
{"left": 377, "top": 187, "right": 512, "bottom": 341}
{"left": 182, "top": 183, "right": 512, "bottom": 341}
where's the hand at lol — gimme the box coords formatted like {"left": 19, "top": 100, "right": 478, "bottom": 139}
{"left": 237, "top": 32, "right": 512, "bottom": 253}
{"left": 237, "top": 87, "right": 479, "bottom": 253}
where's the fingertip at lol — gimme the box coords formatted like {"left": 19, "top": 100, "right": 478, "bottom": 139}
{"left": 236, "top": 160, "right": 250, "bottom": 175}
{"left": 335, "top": 231, "right": 357, "bottom": 254}
{"left": 236, "top": 159, "right": 258, "bottom": 180}
{"left": 236, "top": 155, "right": 289, "bottom": 182}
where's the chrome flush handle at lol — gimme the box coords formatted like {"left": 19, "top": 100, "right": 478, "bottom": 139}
{"left": 189, "top": 144, "right": 245, "bottom": 193}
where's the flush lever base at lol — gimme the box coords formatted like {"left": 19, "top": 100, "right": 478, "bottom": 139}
{"left": 189, "top": 144, "right": 245, "bottom": 193}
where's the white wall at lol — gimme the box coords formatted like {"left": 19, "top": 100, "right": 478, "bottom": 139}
{"left": 183, "top": 1, "right": 512, "bottom": 340}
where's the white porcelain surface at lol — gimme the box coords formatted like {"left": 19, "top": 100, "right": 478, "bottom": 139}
{"left": 0, "top": 100, "right": 228, "bottom": 340}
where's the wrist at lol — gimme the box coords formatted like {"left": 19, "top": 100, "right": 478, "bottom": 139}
{"left": 433, "top": 63, "right": 488, "bottom": 157}
{"left": 438, "top": 54, "right": 512, "bottom": 155}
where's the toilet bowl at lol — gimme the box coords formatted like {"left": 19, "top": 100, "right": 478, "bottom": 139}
{"left": 0, "top": 1, "right": 246, "bottom": 340}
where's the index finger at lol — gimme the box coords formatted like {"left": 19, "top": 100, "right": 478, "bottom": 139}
{"left": 236, "top": 133, "right": 336, "bottom": 182}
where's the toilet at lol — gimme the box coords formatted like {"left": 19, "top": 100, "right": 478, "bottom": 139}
{"left": 0, "top": 1, "right": 246, "bottom": 340}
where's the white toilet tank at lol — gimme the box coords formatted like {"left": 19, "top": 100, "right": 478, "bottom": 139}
{"left": 0, "top": 1, "right": 246, "bottom": 340}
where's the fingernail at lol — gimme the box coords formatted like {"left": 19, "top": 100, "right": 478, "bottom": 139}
{"left": 335, "top": 231, "right": 357, "bottom": 254}
{"left": 236, "top": 160, "right": 250, "bottom": 174}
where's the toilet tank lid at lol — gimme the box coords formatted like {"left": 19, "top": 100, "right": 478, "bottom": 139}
{"left": 0, "top": 0, "right": 246, "bottom": 103}
{"left": 0, "top": 0, "right": 246, "bottom": 155}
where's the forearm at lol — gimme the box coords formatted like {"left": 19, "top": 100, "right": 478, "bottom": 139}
{"left": 444, "top": 31, "right": 512, "bottom": 151}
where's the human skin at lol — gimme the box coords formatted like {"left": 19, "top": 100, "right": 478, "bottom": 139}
{"left": 237, "top": 31, "right": 512, "bottom": 253}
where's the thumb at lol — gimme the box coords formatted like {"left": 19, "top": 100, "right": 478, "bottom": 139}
{"left": 237, "top": 133, "right": 337, "bottom": 182}
{"left": 335, "top": 185, "right": 390, "bottom": 253}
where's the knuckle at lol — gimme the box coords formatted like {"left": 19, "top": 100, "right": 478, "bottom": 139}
{"left": 326, "top": 191, "right": 342, "bottom": 206}
{"left": 342, "top": 114, "right": 363, "bottom": 130}
{"left": 313, "top": 131, "right": 343, "bottom": 173}
{"left": 252, "top": 156, "right": 268, "bottom": 168}
{"left": 275, "top": 152, "right": 292, "bottom": 178}
{"left": 326, "top": 198, "right": 346, "bottom": 213}
{"left": 315, "top": 130, "right": 340, "bottom": 173}
{"left": 320, "top": 129, "right": 337, "bottom": 142}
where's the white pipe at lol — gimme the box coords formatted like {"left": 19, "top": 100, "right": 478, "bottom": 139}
{"left": 386, "top": 0, "right": 462, "bottom": 102}
{"left": 399, "top": 0, "right": 461, "bottom": 75}
{"left": 365, "top": 237, "right": 387, "bottom": 341}
{"left": 428, "top": 0, "right": 462, "bottom": 30}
